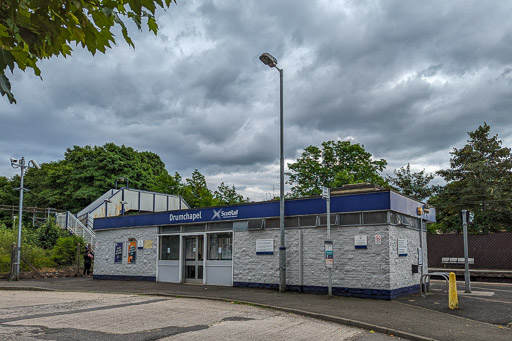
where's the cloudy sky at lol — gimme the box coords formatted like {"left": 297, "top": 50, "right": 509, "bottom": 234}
{"left": 2, "top": 0, "right": 512, "bottom": 201}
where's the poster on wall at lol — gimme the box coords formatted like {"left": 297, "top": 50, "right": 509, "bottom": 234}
{"left": 114, "top": 242, "right": 123, "bottom": 263}
{"left": 144, "top": 240, "right": 153, "bottom": 249}
{"left": 128, "top": 240, "right": 137, "bottom": 264}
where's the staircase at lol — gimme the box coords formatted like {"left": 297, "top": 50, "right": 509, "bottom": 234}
{"left": 55, "top": 188, "right": 189, "bottom": 250}
{"left": 56, "top": 212, "right": 95, "bottom": 250}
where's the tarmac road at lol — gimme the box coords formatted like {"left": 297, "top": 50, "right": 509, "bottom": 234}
{"left": 397, "top": 280, "right": 512, "bottom": 326}
{"left": 0, "top": 291, "right": 402, "bottom": 341}
{"left": 1, "top": 278, "right": 511, "bottom": 341}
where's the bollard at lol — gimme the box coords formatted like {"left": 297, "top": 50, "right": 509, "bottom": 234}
{"left": 448, "top": 272, "right": 458, "bottom": 309}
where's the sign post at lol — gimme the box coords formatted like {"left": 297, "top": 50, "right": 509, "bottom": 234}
{"left": 322, "top": 186, "right": 332, "bottom": 296}
{"left": 461, "top": 210, "right": 471, "bottom": 293}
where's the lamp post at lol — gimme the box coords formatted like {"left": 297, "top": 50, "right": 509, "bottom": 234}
{"left": 115, "top": 177, "right": 129, "bottom": 189}
{"left": 10, "top": 157, "right": 40, "bottom": 280}
{"left": 259, "top": 52, "right": 286, "bottom": 292}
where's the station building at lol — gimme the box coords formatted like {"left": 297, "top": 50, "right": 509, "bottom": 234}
{"left": 92, "top": 185, "right": 435, "bottom": 300}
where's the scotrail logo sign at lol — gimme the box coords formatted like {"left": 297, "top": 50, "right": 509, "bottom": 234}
{"left": 212, "top": 208, "right": 239, "bottom": 220}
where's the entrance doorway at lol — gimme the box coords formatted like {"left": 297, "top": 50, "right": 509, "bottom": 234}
{"left": 184, "top": 235, "right": 203, "bottom": 283}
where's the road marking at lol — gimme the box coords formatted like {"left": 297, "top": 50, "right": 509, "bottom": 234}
{"left": 459, "top": 291, "right": 494, "bottom": 297}
{"left": 471, "top": 286, "right": 512, "bottom": 293}
{"left": 460, "top": 296, "right": 512, "bottom": 304}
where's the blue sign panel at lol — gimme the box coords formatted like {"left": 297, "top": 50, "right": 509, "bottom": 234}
{"left": 94, "top": 191, "right": 398, "bottom": 231}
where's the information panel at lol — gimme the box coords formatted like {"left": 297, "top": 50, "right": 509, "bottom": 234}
{"left": 398, "top": 238, "right": 408, "bottom": 256}
{"left": 324, "top": 240, "right": 333, "bottom": 268}
{"left": 355, "top": 235, "right": 368, "bottom": 249}
{"left": 256, "top": 239, "right": 274, "bottom": 255}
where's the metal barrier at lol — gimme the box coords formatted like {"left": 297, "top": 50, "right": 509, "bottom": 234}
{"left": 56, "top": 212, "right": 95, "bottom": 250}
{"left": 420, "top": 272, "right": 450, "bottom": 296}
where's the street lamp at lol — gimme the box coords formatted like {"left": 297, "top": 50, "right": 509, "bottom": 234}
{"left": 115, "top": 177, "right": 129, "bottom": 189}
{"left": 259, "top": 52, "right": 286, "bottom": 293}
{"left": 10, "top": 157, "right": 40, "bottom": 280}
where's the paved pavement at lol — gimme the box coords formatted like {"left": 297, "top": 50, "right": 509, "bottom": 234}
{"left": 1, "top": 278, "right": 511, "bottom": 341}
{"left": 0, "top": 291, "right": 395, "bottom": 340}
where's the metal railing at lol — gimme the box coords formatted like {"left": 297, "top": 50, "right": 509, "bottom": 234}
{"left": 56, "top": 212, "right": 95, "bottom": 250}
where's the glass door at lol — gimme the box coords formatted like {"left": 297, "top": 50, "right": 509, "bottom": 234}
{"left": 184, "top": 235, "right": 203, "bottom": 283}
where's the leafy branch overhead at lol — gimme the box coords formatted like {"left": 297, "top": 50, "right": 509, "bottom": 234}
{"left": 0, "top": 0, "right": 175, "bottom": 103}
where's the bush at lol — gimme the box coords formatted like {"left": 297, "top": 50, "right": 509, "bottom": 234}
{"left": 51, "top": 236, "right": 84, "bottom": 265}
{"left": 32, "top": 217, "right": 68, "bottom": 249}
{"left": 0, "top": 224, "right": 55, "bottom": 272}
{"left": 21, "top": 245, "right": 55, "bottom": 269}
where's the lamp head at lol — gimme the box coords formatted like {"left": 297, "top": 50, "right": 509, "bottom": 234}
{"left": 259, "top": 53, "right": 278, "bottom": 68}
{"left": 29, "top": 160, "right": 41, "bottom": 169}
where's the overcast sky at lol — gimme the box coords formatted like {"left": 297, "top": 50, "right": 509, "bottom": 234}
{"left": 2, "top": 0, "right": 512, "bottom": 201}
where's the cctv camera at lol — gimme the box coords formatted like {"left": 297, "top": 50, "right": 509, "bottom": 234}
{"left": 10, "top": 158, "right": 18, "bottom": 164}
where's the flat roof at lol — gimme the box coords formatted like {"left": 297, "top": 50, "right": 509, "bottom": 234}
{"left": 94, "top": 190, "right": 435, "bottom": 230}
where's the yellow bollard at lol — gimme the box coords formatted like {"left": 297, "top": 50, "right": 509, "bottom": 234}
{"left": 448, "top": 272, "right": 458, "bottom": 309}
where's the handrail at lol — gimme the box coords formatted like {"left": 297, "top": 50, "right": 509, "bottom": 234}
{"left": 56, "top": 212, "right": 95, "bottom": 251}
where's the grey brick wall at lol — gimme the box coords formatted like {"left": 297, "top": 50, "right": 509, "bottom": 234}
{"left": 94, "top": 227, "right": 158, "bottom": 278}
{"left": 234, "top": 225, "right": 395, "bottom": 290}
{"left": 388, "top": 226, "right": 427, "bottom": 289}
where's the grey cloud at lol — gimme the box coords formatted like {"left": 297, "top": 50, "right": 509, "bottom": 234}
{"left": 2, "top": 0, "right": 512, "bottom": 199}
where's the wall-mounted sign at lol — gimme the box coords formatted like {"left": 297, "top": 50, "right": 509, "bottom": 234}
{"left": 375, "top": 234, "right": 382, "bottom": 245}
{"left": 398, "top": 239, "right": 407, "bottom": 256}
{"left": 143, "top": 240, "right": 153, "bottom": 249}
{"left": 417, "top": 247, "right": 423, "bottom": 265}
{"left": 114, "top": 242, "right": 123, "bottom": 263}
{"left": 324, "top": 240, "right": 333, "bottom": 268}
{"left": 355, "top": 235, "right": 368, "bottom": 249}
{"left": 137, "top": 239, "right": 144, "bottom": 249}
{"left": 128, "top": 240, "right": 137, "bottom": 263}
{"left": 256, "top": 239, "right": 274, "bottom": 255}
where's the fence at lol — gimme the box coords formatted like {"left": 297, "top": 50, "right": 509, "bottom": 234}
{"left": 427, "top": 233, "right": 512, "bottom": 270}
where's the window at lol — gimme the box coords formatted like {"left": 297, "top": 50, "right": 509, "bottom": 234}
{"left": 208, "top": 233, "right": 232, "bottom": 260}
{"left": 160, "top": 235, "right": 179, "bottom": 260}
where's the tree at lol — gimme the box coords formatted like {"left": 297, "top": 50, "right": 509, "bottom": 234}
{"left": 23, "top": 143, "right": 169, "bottom": 212}
{"left": 181, "top": 169, "right": 215, "bottom": 208}
{"left": 1, "top": 0, "right": 175, "bottom": 103}
{"left": 433, "top": 123, "right": 512, "bottom": 233}
{"left": 286, "top": 140, "right": 387, "bottom": 197}
{"left": 387, "top": 163, "right": 436, "bottom": 201}
{"left": 214, "top": 182, "right": 248, "bottom": 205}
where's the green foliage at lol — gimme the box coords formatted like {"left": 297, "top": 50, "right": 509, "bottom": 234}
{"left": 0, "top": 0, "right": 175, "bottom": 103}
{"left": 32, "top": 217, "right": 68, "bottom": 249}
{"left": 182, "top": 169, "right": 216, "bottom": 208}
{"left": 51, "top": 235, "right": 84, "bottom": 265}
{"left": 214, "top": 182, "right": 249, "bottom": 205}
{"left": 432, "top": 123, "right": 512, "bottom": 233}
{"left": 0, "top": 224, "right": 54, "bottom": 273}
{"left": 23, "top": 143, "right": 168, "bottom": 212}
{"left": 149, "top": 171, "right": 183, "bottom": 194}
{"left": 387, "top": 163, "right": 436, "bottom": 201}
{"left": 286, "top": 140, "right": 388, "bottom": 197}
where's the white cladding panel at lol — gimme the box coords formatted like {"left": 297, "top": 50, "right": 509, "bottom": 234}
{"left": 154, "top": 194, "right": 168, "bottom": 212}
{"left": 124, "top": 190, "right": 140, "bottom": 212}
{"left": 139, "top": 192, "right": 154, "bottom": 211}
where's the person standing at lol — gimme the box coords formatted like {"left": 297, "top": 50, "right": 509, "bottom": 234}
{"left": 83, "top": 247, "right": 94, "bottom": 277}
